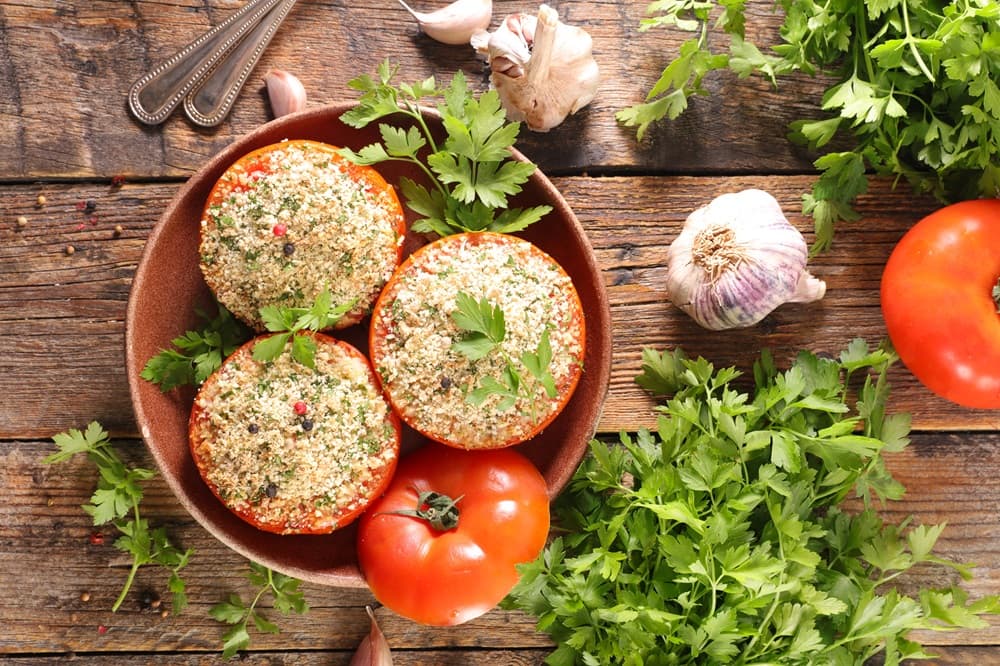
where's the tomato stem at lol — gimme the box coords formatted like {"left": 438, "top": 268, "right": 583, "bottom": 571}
{"left": 383, "top": 489, "right": 462, "bottom": 531}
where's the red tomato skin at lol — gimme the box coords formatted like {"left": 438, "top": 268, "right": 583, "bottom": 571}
{"left": 356, "top": 443, "right": 550, "bottom": 626}
{"left": 880, "top": 199, "right": 1000, "bottom": 408}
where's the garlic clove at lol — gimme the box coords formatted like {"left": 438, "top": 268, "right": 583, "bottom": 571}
{"left": 264, "top": 69, "right": 307, "bottom": 118}
{"left": 787, "top": 270, "right": 827, "bottom": 303}
{"left": 349, "top": 606, "right": 393, "bottom": 666}
{"left": 398, "top": 0, "right": 492, "bottom": 46}
{"left": 475, "top": 4, "right": 599, "bottom": 131}
{"left": 665, "top": 189, "right": 826, "bottom": 330}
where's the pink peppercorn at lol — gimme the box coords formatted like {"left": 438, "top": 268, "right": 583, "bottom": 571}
{"left": 97, "top": 625, "right": 108, "bottom": 635}
{"left": 272, "top": 223, "right": 287, "bottom": 236}
{"left": 293, "top": 401, "right": 308, "bottom": 415}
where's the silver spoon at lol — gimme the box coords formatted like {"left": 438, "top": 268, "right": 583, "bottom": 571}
{"left": 128, "top": 0, "right": 298, "bottom": 127}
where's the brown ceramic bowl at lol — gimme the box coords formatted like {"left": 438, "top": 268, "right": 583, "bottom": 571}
{"left": 125, "top": 103, "right": 611, "bottom": 587}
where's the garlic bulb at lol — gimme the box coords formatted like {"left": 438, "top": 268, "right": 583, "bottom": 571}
{"left": 666, "top": 189, "right": 826, "bottom": 330}
{"left": 264, "top": 69, "right": 306, "bottom": 118}
{"left": 471, "top": 4, "right": 599, "bottom": 131}
{"left": 398, "top": 0, "right": 492, "bottom": 46}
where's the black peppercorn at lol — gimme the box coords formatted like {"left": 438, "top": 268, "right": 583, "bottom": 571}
{"left": 440, "top": 376, "right": 453, "bottom": 389}
{"left": 140, "top": 590, "right": 161, "bottom": 611}
{"left": 247, "top": 423, "right": 259, "bottom": 434}
{"left": 301, "top": 418, "right": 314, "bottom": 431}
{"left": 283, "top": 242, "right": 295, "bottom": 256}
{"left": 265, "top": 483, "right": 278, "bottom": 498}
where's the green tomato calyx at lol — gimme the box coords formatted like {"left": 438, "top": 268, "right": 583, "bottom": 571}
{"left": 385, "top": 489, "right": 462, "bottom": 532}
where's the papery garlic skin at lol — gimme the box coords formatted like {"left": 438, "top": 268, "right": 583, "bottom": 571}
{"left": 666, "top": 189, "right": 826, "bottom": 330}
{"left": 264, "top": 69, "right": 307, "bottom": 118}
{"left": 472, "top": 4, "right": 599, "bottom": 131}
{"left": 399, "top": 0, "right": 492, "bottom": 46}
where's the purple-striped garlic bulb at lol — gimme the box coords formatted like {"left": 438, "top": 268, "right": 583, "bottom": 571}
{"left": 665, "top": 189, "right": 826, "bottom": 330}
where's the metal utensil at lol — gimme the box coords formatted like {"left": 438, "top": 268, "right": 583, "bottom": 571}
{"left": 184, "top": 0, "right": 299, "bottom": 127}
{"left": 128, "top": 0, "right": 297, "bottom": 127}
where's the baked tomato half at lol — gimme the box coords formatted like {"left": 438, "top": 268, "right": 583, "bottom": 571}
{"left": 881, "top": 199, "right": 1000, "bottom": 408}
{"left": 199, "top": 139, "right": 405, "bottom": 331}
{"left": 189, "top": 332, "right": 401, "bottom": 534}
{"left": 369, "top": 232, "right": 586, "bottom": 450}
{"left": 356, "top": 442, "right": 550, "bottom": 626}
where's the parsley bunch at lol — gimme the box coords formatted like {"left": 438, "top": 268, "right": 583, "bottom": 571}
{"left": 44, "top": 422, "right": 193, "bottom": 613}
{"left": 450, "top": 291, "right": 558, "bottom": 411}
{"left": 506, "top": 340, "right": 999, "bottom": 665}
{"left": 209, "top": 561, "right": 309, "bottom": 659}
{"left": 619, "top": 0, "right": 1000, "bottom": 252}
{"left": 339, "top": 60, "right": 553, "bottom": 237}
{"left": 141, "top": 303, "right": 250, "bottom": 391}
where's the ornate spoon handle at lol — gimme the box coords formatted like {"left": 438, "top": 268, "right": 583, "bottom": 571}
{"left": 127, "top": 0, "right": 284, "bottom": 125}
{"left": 184, "top": 0, "right": 299, "bottom": 127}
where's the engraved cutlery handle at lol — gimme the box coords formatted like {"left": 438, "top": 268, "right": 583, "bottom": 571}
{"left": 184, "top": 0, "right": 299, "bottom": 127}
{"left": 127, "top": 0, "right": 284, "bottom": 125}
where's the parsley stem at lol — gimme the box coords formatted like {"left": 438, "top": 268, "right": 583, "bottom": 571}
{"left": 404, "top": 100, "right": 441, "bottom": 155}
{"left": 901, "top": 0, "right": 935, "bottom": 83}
{"left": 742, "top": 498, "right": 788, "bottom": 660}
{"left": 855, "top": 0, "right": 876, "bottom": 83}
{"left": 111, "top": 501, "right": 143, "bottom": 612}
{"left": 113, "top": 560, "right": 142, "bottom": 612}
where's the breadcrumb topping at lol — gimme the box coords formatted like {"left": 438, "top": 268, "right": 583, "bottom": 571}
{"left": 199, "top": 140, "right": 403, "bottom": 330}
{"left": 190, "top": 335, "right": 398, "bottom": 533}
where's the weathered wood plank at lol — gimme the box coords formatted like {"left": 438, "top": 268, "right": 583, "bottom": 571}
{"left": 2, "top": 433, "right": 998, "bottom": 655}
{"left": 2, "top": 176, "right": 997, "bottom": 439}
{"left": 0, "top": 0, "right": 841, "bottom": 179}
{"left": 0, "top": 651, "right": 553, "bottom": 665}
{"left": 2, "top": 646, "right": 998, "bottom": 665}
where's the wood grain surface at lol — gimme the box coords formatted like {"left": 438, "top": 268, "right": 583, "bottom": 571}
{"left": 0, "top": 0, "right": 838, "bottom": 179}
{"left": 3, "top": 177, "right": 999, "bottom": 439}
{"left": 2, "top": 0, "right": 999, "bottom": 663}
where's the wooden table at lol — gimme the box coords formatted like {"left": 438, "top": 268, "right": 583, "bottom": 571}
{"left": 2, "top": 1, "right": 998, "bottom": 663}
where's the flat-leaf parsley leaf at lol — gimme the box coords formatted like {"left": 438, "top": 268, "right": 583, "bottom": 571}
{"left": 339, "top": 60, "right": 552, "bottom": 237}
{"left": 450, "top": 291, "right": 558, "bottom": 412}
{"left": 252, "top": 288, "right": 357, "bottom": 368}
{"left": 141, "top": 302, "right": 251, "bottom": 391}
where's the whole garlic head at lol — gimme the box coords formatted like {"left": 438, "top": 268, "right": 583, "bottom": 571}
{"left": 666, "top": 189, "right": 826, "bottom": 330}
{"left": 472, "top": 4, "right": 599, "bottom": 132}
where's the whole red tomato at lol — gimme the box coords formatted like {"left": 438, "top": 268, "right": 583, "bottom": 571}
{"left": 881, "top": 199, "right": 1000, "bottom": 408}
{"left": 356, "top": 442, "right": 550, "bottom": 626}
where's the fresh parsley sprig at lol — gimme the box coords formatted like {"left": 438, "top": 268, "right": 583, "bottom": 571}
{"left": 450, "top": 291, "right": 558, "bottom": 412}
{"left": 252, "top": 288, "right": 356, "bottom": 367}
{"left": 141, "top": 303, "right": 251, "bottom": 391}
{"left": 506, "top": 339, "right": 1000, "bottom": 664}
{"left": 338, "top": 60, "right": 553, "bottom": 237}
{"left": 619, "top": 0, "right": 1000, "bottom": 252}
{"left": 43, "top": 422, "right": 193, "bottom": 613}
{"left": 209, "top": 561, "right": 309, "bottom": 660}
